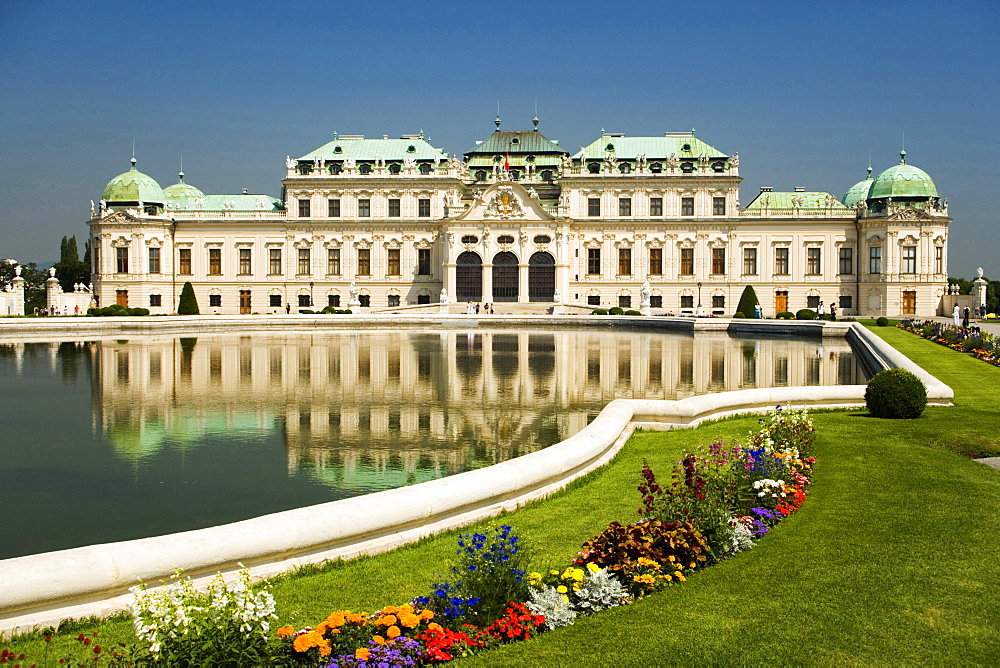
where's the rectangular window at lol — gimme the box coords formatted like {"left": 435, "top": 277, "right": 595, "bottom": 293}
{"left": 902, "top": 246, "right": 917, "bottom": 274}
{"left": 618, "top": 248, "right": 632, "bottom": 275}
{"left": 327, "top": 248, "right": 341, "bottom": 275}
{"left": 269, "top": 294, "right": 282, "bottom": 307}
{"left": 775, "top": 247, "right": 789, "bottom": 275}
{"left": 209, "top": 294, "right": 222, "bottom": 307}
{"left": 807, "top": 247, "right": 821, "bottom": 275}
{"left": 209, "top": 248, "right": 222, "bottom": 275}
{"left": 935, "top": 246, "right": 943, "bottom": 274}
{"left": 358, "top": 198, "right": 371, "bottom": 217}
{"left": 388, "top": 198, "right": 401, "bottom": 217}
{"left": 298, "top": 294, "right": 310, "bottom": 307}
{"left": 387, "top": 248, "right": 400, "bottom": 276}
{"left": 269, "top": 248, "right": 282, "bottom": 275}
{"left": 359, "top": 295, "right": 370, "bottom": 308}
{"left": 680, "top": 248, "right": 694, "bottom": 275}
{"left": 116, "top": 247, "right": 129, "bottom": 273}
{"left": 418, "top": 249, "right": 431, "bottom": 275}
{"left": 839, "top": 295, "right": 853, "bottom": 309}
{"left": 298, "top": 198, "right": 310, "bottom": 217}
{"left": 147, "top": 247, "right": 160, "bottom": 274}
{"left": 588, "top": 198, "right": 601, "bottom": 217}
{"left": 587, "top": 248, "right": 601, "bottom": 275}
{"left": 649, "top": 248, "right": 663, "bottom": 275}
{"left": 418, "top": 198, "right": 431, "bottom": 217}
{"left": 328, "top": 198, "right": 341, "bottom": 217}
{"left": 357, "top": 248, "right": 371, "bottom": 275}
{"left": 149, "top": 294, "right": 161, "bottom": 307}
{"left": 650, "top": 197, "right": 663, "bottom": 217}
{"left": 298, "top": 248, "right": 311, "bottom": 275}
{"left": 587, "top": 295, "right": 600, "bottom": 306}
{"left": 178, "top": 248, "right": 191, "bottom": 274}
{"left": 743, "top": 247, "right": 757, "bottom": 275}
{"left": 328, "top": 295, "right": 341, "bottom": 307}
{"left": 681, "top": 295, "right": 694, "bottom": 308}
{"left": 650, "top": 295, "right": 662, "bottom": 308}
{"left": 712, "top": 248, "right": 725, "bottom": 274}
{"left": 417, "top": 294, "right": 430, "bottom": 304}
{"left": 807, "top": 295, "right": 820, "bottom": 309}
{"left": 713, "top": 197, "right": 726, "bottom": 216}
{"left": 618, "top": 197, "right": 631, "bottom": 217}
{"left": 387, "top": 295, "right": 400, "bottom": 307}
{"left": 869, "top": 246, "right": 882, "bottom": 274}
{"left": 681, "top": 197, "right": 695, "bottom": 216}
{"left": 712, "top": 295, "right": 725, "bottom": 308}
{"left": 839, "top": 247, "right": 853, "bottom": 275}
{"left": 239, "top": 248, "right": 251, "bottom": 275}
{"left": 619, "top": 296, "right": 631, "bottom": 309}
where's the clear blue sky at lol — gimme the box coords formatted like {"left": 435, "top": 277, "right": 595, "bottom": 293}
{"left": 2, "top": 0, "right": 997, "bottom": 279}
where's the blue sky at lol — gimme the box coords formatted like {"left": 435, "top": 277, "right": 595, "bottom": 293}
{"left": 2, "top": 0, "right": 997, "bottom": 278}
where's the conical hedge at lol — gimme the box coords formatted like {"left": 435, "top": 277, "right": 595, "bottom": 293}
{"left": 178, "top": 281, "right": 200, "bottom": 315}
{"left": 736, "top": 285, "right": 760, "bottom": 318}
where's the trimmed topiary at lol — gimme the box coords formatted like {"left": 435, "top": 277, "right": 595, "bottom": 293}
{"left": 776, "top": 311, "right": 795, "bottom": 320}
{"left": 178, "top": 281, "right": 200, "bottom": 315}
{"left": 592, "top": 308, "right": 608, "bottom": 315}
{"left": 735, "top": 285, "right": 760, "bottom": 318}
{"left": 608, "top": 306, "right": 625, "bottom": 315}
{"left": 865, "top": 368, "right": 927, "bottom": 419}
{"left": 796, "top": 308, "right": 817, "bottom": 320}
{"left": 624, "top": 309, "right": 641, "bottom": 316}
{"left": 876, "top": 316, "right": 889, "bottom": 327}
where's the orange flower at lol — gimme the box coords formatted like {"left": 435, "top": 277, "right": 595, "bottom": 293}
{"left": 355, "top": 648, "right": 371, "bottom": 661}
{"left": 347, "top": 612, "right": 367, "bottom": 624}
{"left": 419, "top": 609, "right": 435, "bottom": 621}
{"left": 398, "top": 612, "right": 420, "bottom": 628}
{"left": 293, "top": 630, "right": 331, "bottom": 656}
{"left": 277, "top": 626, "right": 295, "bottom": 637}
{"left": 376, "top": 614, "right": 398, "bottom": 626}
{"left": 373, "top": 635, "right": 386, "bottom": 645}
{"left": 325, "top": 612, "right": 347, "bottom": 629}
{"left": 427, "top": 622, "right": 443, "bottom": 632}
{"left": 387, "top": 625, "right": 401, "bottom": 639}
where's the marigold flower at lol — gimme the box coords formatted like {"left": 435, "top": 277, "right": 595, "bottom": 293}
{"left": 355, "top": 648, "right": 370, "bottom": 661}
{"left": 376, "top": 614, "right": 397, "bottom": 626}
{"left": 347, "top": 612, "right": 367, "bottom": 624}
{"left": 387, "top": 625, "right": 401, "bottom": 639}
{"left": 419, "top": 609, "right": 434, "bottom": 621}
{"left": 398, "top": 612, "right": 420, "bottom": 628}
{"left": 427, "top": 622, "right": 443, "bottom": 632}
{"left": 373, "top": 635, "right": 386, "bottom": 645}
{"left": 277, "top": 625, "right": 295, "bottom": 637}
{"left": 326, "top": 612, "right": 346, "bottom": 628}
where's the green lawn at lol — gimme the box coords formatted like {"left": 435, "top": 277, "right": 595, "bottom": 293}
{"left": 4, "top": 324, "right": 999, "bottom": 665}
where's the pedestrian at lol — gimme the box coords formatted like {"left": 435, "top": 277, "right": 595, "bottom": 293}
{"left": 286, "top": 303, "right": 290, "bottom": 314}
{"left": 754, "top": 303, "right": 762, "bottom": 319}
{"left": 490, "top": 305, "right": 494, "bottom": 315}
{"left": 817, "top": 300, "right": 824, "bottom": 319}
{"left": 74, "top": 305, "right": 80, "bottom": 315}
{"left": 830, "top": 302, "right": 837, "bottom": 321}
{"left": 475, "top": 303, "right": 480, "bottom": 315}
{"left": 953, "top": 303, "right": 961, "bottom": 326}
{"left": 962, "top": 306, "right": 970, "bottom": 329}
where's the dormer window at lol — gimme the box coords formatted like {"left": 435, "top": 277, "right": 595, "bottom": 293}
{"left": 526, "top": 154, "right": 535, "bottom": 162}
{"left": 682, "top": 143, "right": 691, "bottom": 151}
{"left": 681, "top": 162, "right": 694, "bottom": 173}
{"left": 330, "top": 163, "right": 342, "bottom": 174}
{"left": 334, "top": 146, "right": 342, "bottom": 154}
{"left": 475, "top": 170, "right": 487, "bottom": 181}
{"left": 619, "top": 163, "right": 631, "bottom": 174}
{"left": 650, "top": 162, "right": 663, "bottom": 173}
{"left": 511, "top": 137, "right": 520, "bottom": 145}
{"left": 388, "top": 163, "right": 401, "bottom": 174}
{"left": 407, "top": 145, "right": 416, "bottom": 153}
{"left": 712, "top": 161, "right": 725, "bottom": 172}
{"left": 588, "top": 162, "right": 601, "bottom": 174}
{"left": 419, "top": 163, "right": 432, "bottom": 174}
{"left": 359, "top": 163, "right": 372, "bottom": 174}
{"left": 606, "top": 143, "right": 615, "bottom": 152}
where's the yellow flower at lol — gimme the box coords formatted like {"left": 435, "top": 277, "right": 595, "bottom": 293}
{"left": 355, "top": 648, "right": 371, "bottom": 661}
{"left": 373, "top": 635, "right": 386, "bottom": 646}
{"left": 550, "top": 570, "right": 560, "bottom": 575}
{"left": 562, "top": 595, "right": 570, "bottom": 603}
{"left": 637, "top": 557, "right": 656, "bottom": 567}
{"left": 427, "top": 622, "right": 443, "bottom": 633}
{"left": 668, "top": 555, "right": 677, "bottom": 562}
{"left": 677, "top": 574, "right": 687, "bottom": 582}
{"left": 376, "top": 614, "right": 397, "bottom": 627}
{"left": 663, "top": 574, "right": 672, "bottom": 581}
{"left": 586, "top": 562, "right": 600, "bottom": 573}
{"left": 557, "top": 585, "right": 568, "bottom": 594}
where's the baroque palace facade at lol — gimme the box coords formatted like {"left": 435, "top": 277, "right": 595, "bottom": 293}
{"left": 87, "top": 119, "right": 951, "bottom": 317}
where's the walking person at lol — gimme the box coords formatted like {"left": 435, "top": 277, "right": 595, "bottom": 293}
{"left": 830, "top": 302, "right": 837, "bottom": 321}
{"left": 953, "top": 303, "right": 961, "bottom": 326}
{"left": 962, "top": 307, "right": 970, "bottom": 329}
{"left": 817, "top": 300, "right": 824, "bottom": 319}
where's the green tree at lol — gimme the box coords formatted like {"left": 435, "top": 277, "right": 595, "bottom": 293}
{"left": 53, "top": 236, "right": 91, "bottom": 292}
{"left": 987, "top": 279, "right": 999, "bottom": 315}
{"left": 177, "top": 281, "right": 200, "bottom": 315}
{"left": 735, "top": 285, "right": 760, "bottom": 318}
{"left": 948, "top": 276, "right": 972, "bottom": 295}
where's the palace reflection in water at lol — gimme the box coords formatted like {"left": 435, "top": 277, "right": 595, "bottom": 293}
{"left": 0, "top": 330, "right": 861, "bottom": 557}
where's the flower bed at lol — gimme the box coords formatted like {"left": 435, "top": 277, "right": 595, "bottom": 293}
{"left": 5, "top": 406, "right": 816, "bottom": 667}
{"left": 898, "top": 319, "right": 1000, "bottom": 367}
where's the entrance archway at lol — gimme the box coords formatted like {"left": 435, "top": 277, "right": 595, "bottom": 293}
{"left": 492, "top": 252, "right": 518, "bottom": 302}
{"left": 528, "top": 251, "right": 555, "bottom": 302}
{"left": 456, "top": 252, "right": 482, "bottom": 302}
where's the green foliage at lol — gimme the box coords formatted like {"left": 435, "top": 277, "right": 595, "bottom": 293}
{"left": 608, "top": 306, "right": 624, "bottom": 315}
{"left": 321, "top": 306, "right": 353, "bottom": 314}
{"left": 591, "top": 308, "right": 608, "bottom": 315}
{"left": 948, "top": 276, "right": 972, "bottom": 295}
{"left": 734, "top": 312, "right": 745, "bottom": 318}
{"left": 177, "top": 281, "right": 199, "bottom": 315}
{"left": 776, "top": 311, "right": 795, "bottom": 320}
{"left": 865, "top": 368, "right": 928, "bottom": 419}
{"left": 876, "top": 316, "right": 889, "bottom": 327}
{"left": 54, "top": 236, "right": 90, "bottom": 292}
{"left": 575, "top": 520, "right": 709, "bottom": 575}
{"left": 735, "top": 285, "right": 760, "bottom": 318}
{"left": 624, "top": 309, "right": 641, "bottom": 316}
{"left": 796, "top": 308, "right": 817, "bottom": 320}
{"left": 987, "top": 279, "right": 1000, "bottom": 315}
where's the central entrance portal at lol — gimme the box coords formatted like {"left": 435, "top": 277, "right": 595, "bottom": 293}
{"left": 456, "top": 252, "right": 483, "bottom": 302}
{"left": 528, "top": 252, "right": 555, "bottom": 302}
{"left": 492, "top": 252, "right": 518, "bottom": 302}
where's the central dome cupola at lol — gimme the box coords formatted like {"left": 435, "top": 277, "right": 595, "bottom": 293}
{"left": 102, "top": 158, "right": 165, "bottom": 215}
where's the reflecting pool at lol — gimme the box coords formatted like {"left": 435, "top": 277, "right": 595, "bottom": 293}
{"left": 0, "top": 328, "right": 863, "bottom": 558}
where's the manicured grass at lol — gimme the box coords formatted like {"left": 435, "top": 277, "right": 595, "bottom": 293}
{"left": 4, "top": 324, "right": 999, "bottom": 665}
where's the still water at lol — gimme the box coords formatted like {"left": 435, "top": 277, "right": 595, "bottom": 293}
{"left": 0, "top": 328, "right": 862, "bottom": 559}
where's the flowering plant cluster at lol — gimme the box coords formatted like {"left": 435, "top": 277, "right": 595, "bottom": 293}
{"left": 898, "top": 319, "right": 1000, "bottom": 367}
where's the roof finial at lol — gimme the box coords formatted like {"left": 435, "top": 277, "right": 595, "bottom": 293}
{"left": 131, "top": 137, "right": 137, "bottom": 169}
{"left": 495, "top": 99, "right": 501, "bottom": 130}
{"left": 900, "top": 131, "right": 906, "bottom": 163}
{"left": 867, "top": 150, "right": 872, "bottom": 178}
{"left": 533, "top": 100, "right": 539, "bottom": 131}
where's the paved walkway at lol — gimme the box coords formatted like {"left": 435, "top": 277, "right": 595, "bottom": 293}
{"left": 909, "top": 315, "right": 1000, "bottom": 337}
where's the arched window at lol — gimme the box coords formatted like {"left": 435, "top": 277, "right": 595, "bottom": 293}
{"left": 588, "top": 162, "right": 601, "bottom": 174}
{"left": 418, "top": 163, "right": 432, "bottom": 174}
{"left": 475, "top": 170, "right": 487, "bottom": 181}
{"left": 650, "top": 162, "right": 663, "bottom": 173}
{"left": 359, "top": 163, "right": 372, "bottom": 174}
{"left": 619, "top": 163, "right": 631, "bottom": 174}
{"left": 388, "top": 163, "right": 401, "bottom": 174}
{"left": 540, "top": 170, "right": 553, "bottom": 181}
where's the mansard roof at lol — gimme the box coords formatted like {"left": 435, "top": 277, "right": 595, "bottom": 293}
{"left": 165, "top": 193, "right": 283, "bottom": 213}
{"left": 299, "top": 135, "right": 447, "bottom": 162}
{"left": 464, "top": 130, "right": 568, "bottom": 157}
{"left": 744, "top": 189, "right": 852, "bottom": 212}
{"left": 574, "top": 132, "right": 728, "bottom": 160}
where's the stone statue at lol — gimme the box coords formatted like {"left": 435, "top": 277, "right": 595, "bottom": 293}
{"left": 640, "top": 281, "right": 651, "bottom": 304}
{"left": 316, "top": 156, "right": 324, "bottom": 171}
{"left": 977, "top": 267, "right": 985, "bottom": 279}
{"left": 49, "top": 267, "right": 56, "bottom": 278}
{"left": 90, "top": 200, "right": 95, "bottom": 217}
{"left": 730, "top": 153, "right": 739, "bottom": 167}
{"left": 561, "top": 155, "right": 573, "bottom": 170}
{"left": 344, "top": 157, "right": 356, "bottom": 171}
{"left": 527, "top": 187, "right": 539, "bottom": 199}
{"left": 99, "top": 198, "right": 107, "bottom": 214}
{"left": 286, "top": 155, "right": 296, "bottom": 169}
{"left": 15, "top": 265, "right": 22, "bottom": 277}
{"left": 553, "top": 288, "right": 562, "bottom": 304}
{"left": 403, "top": 155, "right": 417, "bottom": 171}
{"left": 349, "top": 281, "right": 359, "bottom": 301}
{"left": 439, "top": 287, "right": 449, "bottom": 304}
{"left": 667, "top": 153, "right": 680, "bottom": 168}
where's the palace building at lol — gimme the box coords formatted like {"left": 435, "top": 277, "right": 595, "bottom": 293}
{"left": 87, "top": 119, "right": 951, "bottom": 317}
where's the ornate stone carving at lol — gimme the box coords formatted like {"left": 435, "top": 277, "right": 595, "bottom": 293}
{"left": 888, "top": 206, "right": 932, "bottom": 221}
{"left": 483, "top": 185, "right": 525, "bottom": 220}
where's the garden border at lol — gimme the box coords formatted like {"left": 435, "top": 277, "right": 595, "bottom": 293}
{"left": 0, "top": 319, "right": 952, "bottom": 637}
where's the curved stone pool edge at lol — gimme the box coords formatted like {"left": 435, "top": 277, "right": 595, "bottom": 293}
{"left": 0, "top": 320, "right": 952, "bottom": 637}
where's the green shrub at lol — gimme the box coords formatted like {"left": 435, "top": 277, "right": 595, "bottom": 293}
{"left": 608, "top": 306, "right": 625, "bottom": 315}
{"left": 575, "top": 520, "right": 710, "bottom": 576}
{"left": 127, "top": 307, "right": 150, "bottom": 316}
{"left": 592, "top": 308, "right": 608, "bottom": 315}
{"left": 865, "top": 368, "right": 927, "bottom": 419}
{"left": 776, "top": 311, "right": 795, "bottom": 320}
{"left": 876, "top": 316, "right": 889, "bottom": 327}
{"left": 624, "top": 309, "right": 641, "bottom": 316}
{"left": 796, "top": 308, "right": 817, "bottom": 320}
{"left": 177, "top": 281, "right": 200, "bottom": 315}
{"left": 735, "top": 285, "right": 760, "bottom": 318}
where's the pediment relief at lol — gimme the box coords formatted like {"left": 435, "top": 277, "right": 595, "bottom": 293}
{"left": 112, "top": 235, "right": 130, "bottom": 247}
{"left": 454, "top": 181, "right": 556, "bottom": 223}
{"left": 888, "top": 206, "right": 932, "bottom": 221}
{"left": 414, "top": 238, "right": 433, "bottom": 249}
{"left": 583, "top": 236, "right": 603, "bottom": 249}
{"left": 146, "top": 237, "right": 162, "bottom": 248}
{"left": 677, "top": 238, "right": 696, "bottom": 249}
{"left": 101, "top": 210, "right": 141, "bottom": 225}
{"left": 293, "top": 238, "right": 313, "bottom": 248}
{"left": 708, "top": 237, "right": 728, "bottom": 248}
{"left": 933, "top": 235, "right": 946, "bottom": 245}
{"left": 355, "top": 238, "right": 372, "bottom": 249}
{"left": 384, "top": 238, "right": 402, "bottom": 249}
{"left": 645, "top": 237, "right": 665, "bottom": 248}
{"left": 899, "top": 234, "right": 919, "bottom": 246}
{"left": 614, "top": 238, "right": 634, "bottom": 248}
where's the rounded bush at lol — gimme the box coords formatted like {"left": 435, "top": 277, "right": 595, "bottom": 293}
{"left": 734, "top": 312, "right": 745, "bottom": 319}
{"left": 592, "top": 308, "right": 608, "bottom": 315}
{"left": 876, "top": 316, "right": 889, "bottom": 327}
{"left": 865, "top": 368, "right": 927, "bottom": 419}
{"left": 624, "top": 309, "right": 641, "bottom": 316}
{"left": 608, "top": 306, "right": 625, "bottom": 315}
{"left": 796, "top": 308, "right": 817, "bottom": 320}
{"left": 776, "top": 311, "right": 795, "bottom": 320}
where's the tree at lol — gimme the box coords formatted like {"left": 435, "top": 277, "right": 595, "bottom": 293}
{"left": 53, "top": 235, "right": 91, "bottom": 292}
{"left": 948, "top": 276, "right": 972, "bottom": 295}
{"left": 987, "top": 279, "right": 999, "bottom": 315}
{"left": 177, "top": 281, "right": 200, "bottom": 315}
{"left": 735, "top": 285, "right": 760, "bottom": 318}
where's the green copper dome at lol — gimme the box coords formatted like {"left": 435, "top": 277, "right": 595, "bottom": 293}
{"left": 102, "top": 159, "right": 165, "bottom": 203}
{"left": 163, "top": 172, "right": 205, "bottom": 200}
{"left": 867, "top": 151, "right": 938, "bottom": 199}
{"left": 842, "top": 167, "right": 873, "bottom": 207}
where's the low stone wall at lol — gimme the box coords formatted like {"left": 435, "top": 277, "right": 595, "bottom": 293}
{"left": 0, "top": 319, "right": 952, "bottom": 637}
